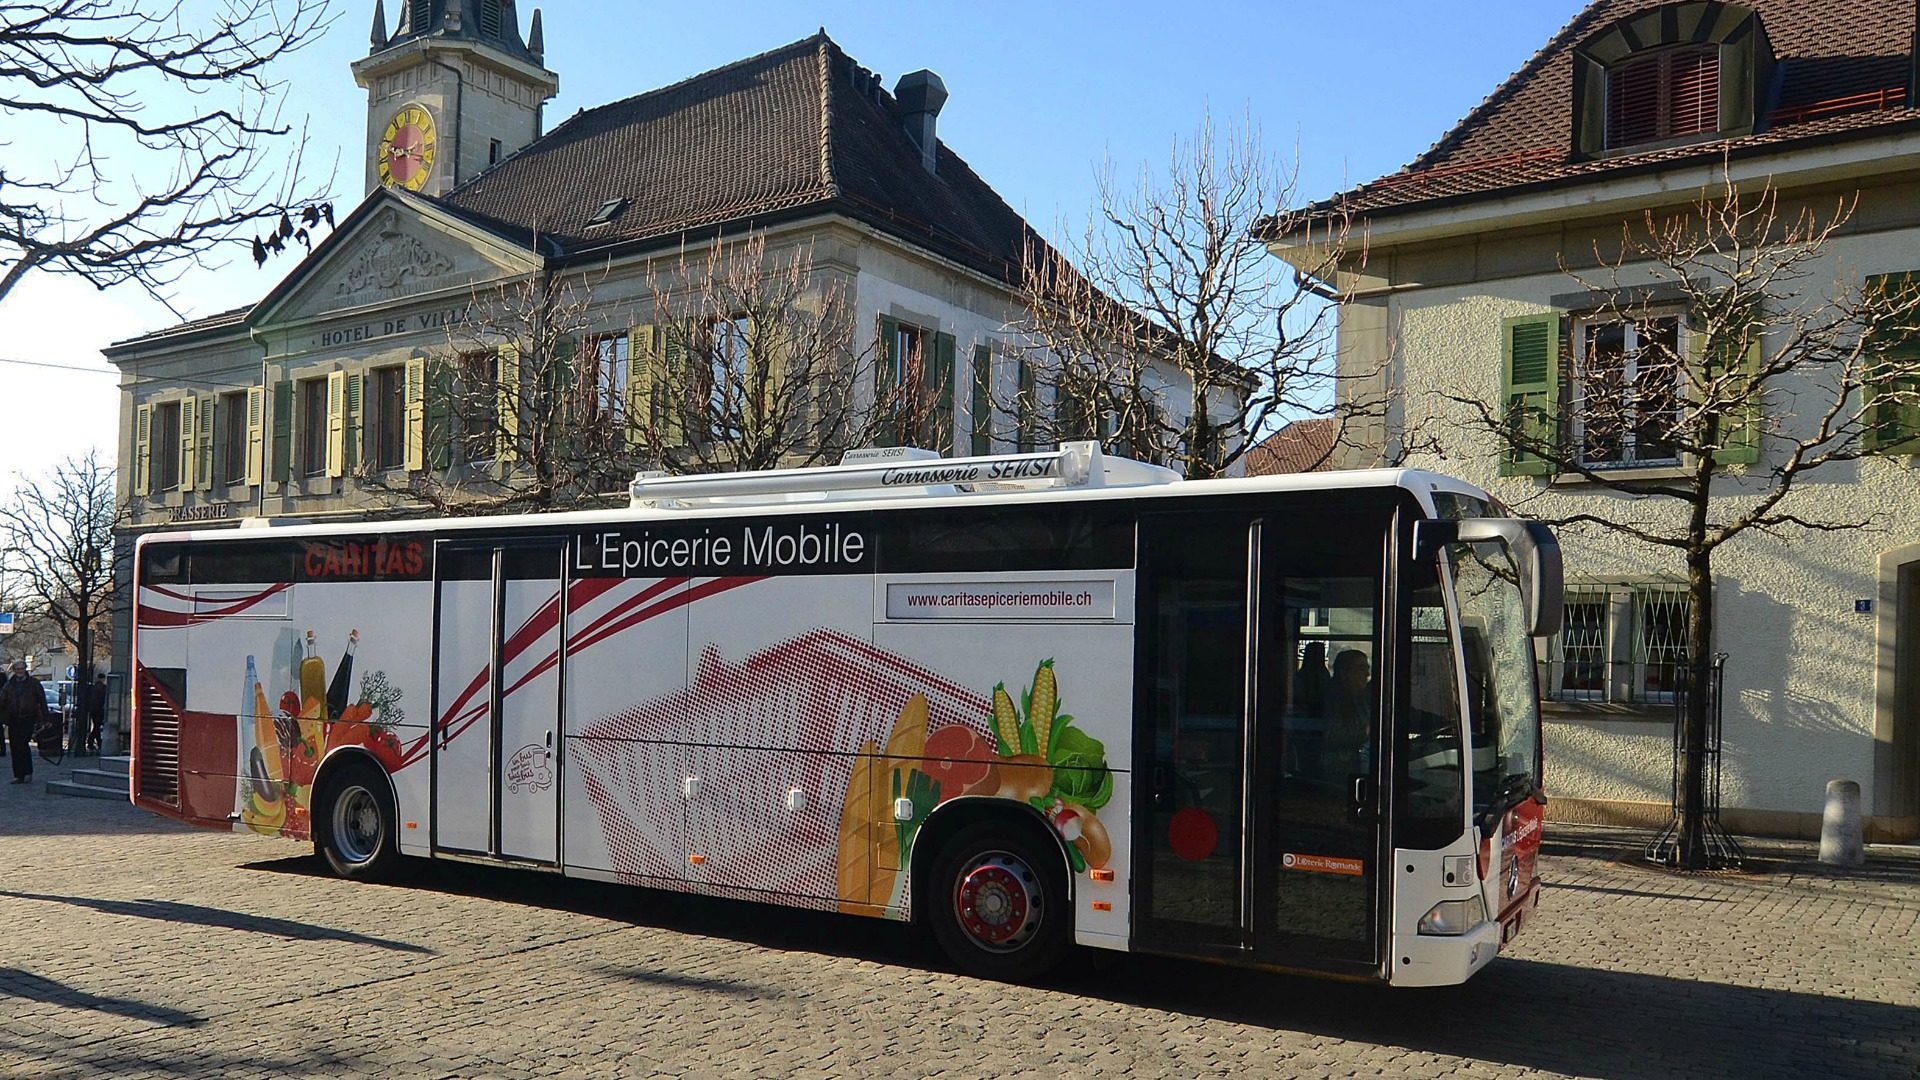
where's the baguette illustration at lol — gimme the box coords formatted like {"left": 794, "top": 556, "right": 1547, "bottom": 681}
{"left": 836, "top": 740, "right": 883, "bottom": 915}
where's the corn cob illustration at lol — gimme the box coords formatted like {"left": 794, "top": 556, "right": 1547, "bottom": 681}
{"left": 1030, "top": 660, "right": 1057, "bottom": 759}
{"left": 992, "top": 684, "right": 1021, "bottom": 756}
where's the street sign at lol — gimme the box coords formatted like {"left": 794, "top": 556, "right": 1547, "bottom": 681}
{"left": 66, "top": 665, "right": 76, "bottom": 680}
{"left": 0, "top": 612, "right": 13, "bottom": 635}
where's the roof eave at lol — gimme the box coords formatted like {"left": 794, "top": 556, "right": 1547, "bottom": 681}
{"left": 1277, "top": 117, "right": 1920, "bottom": 251}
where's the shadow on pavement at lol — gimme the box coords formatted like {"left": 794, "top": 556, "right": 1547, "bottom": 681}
{"left": 600, "top": 965, "right": 790, "bottom": 999}
{"left": 1052, "top": 954, "right": 1918, "bottom": 1080}
{"left": 240, "top": 853, "right": 1918, "bottom": 1079}
{"left": 0, "top": 967, "right": 203, "bottom": 1028}
{"left": 0, "top": 889, "right": 432, "bottom": 954}
{"left": 0, "top": 1026, "right": 369, "bottom": 1078}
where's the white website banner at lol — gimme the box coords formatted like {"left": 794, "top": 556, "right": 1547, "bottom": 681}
{"left": 884, "top": 579, "right": 1116, "bottom": 621}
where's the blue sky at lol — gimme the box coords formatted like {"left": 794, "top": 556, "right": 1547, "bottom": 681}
{"left": 0, "top": 0, "right": 1585, "bottom": 487}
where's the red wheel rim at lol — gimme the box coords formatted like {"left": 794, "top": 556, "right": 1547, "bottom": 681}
{"left": 953, "top": 852, "right": 1040, "bottom": 952}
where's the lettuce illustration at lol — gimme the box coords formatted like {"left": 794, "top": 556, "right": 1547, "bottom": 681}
{"left": 1048, "top": 724, "right": 1112, "bottom": 810}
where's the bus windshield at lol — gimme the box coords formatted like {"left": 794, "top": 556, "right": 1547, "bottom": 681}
{"left": 1448, "top": 540, "right": 1544, "bottom": 822}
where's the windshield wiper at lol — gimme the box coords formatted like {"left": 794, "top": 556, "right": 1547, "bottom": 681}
{"left": 1477, "top": 772, "right": 1537, "bottom": 834}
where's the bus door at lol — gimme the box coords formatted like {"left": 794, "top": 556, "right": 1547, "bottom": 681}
{"left": 1134, "top": 509, "right": 1387, "bottom": 977}
{"left": 431, "top": 540, "right": 566, "bottom": 864}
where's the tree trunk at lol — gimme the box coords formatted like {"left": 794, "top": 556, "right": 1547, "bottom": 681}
{"left": 1679, "top": 548, "right": 1716, "bottom": 869}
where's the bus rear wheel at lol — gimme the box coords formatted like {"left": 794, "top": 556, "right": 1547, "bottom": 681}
{"left": 927, "top": 821, "right": 1069, "bottom": 982}
{"left": 316, "top": 761, "right": 399, "bottom": 881}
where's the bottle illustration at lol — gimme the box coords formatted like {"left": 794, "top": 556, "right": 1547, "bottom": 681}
{"left": 241, "top": 654, "right": 285, "bottom": 835}
{"left": 300, "top": 630, "right": 327, "bottom": 711}
{"left": 327, "top": 629, "right": 359, "bottom": 722}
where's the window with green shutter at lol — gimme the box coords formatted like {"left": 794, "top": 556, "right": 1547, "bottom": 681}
{"left": 1498, "top": 314, "right": 1562, "bottom": 476}
{"left": 1864, "top": 273, "right": 1920, "bottom": 455}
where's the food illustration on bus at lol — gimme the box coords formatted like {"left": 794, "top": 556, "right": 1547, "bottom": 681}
{"left": 238, "top": 629, "right": 408, "bottom": 839}
{"left": 837, "top": 659, "right": 1113, "bottom": 914}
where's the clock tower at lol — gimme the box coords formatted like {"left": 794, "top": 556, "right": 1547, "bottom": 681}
{"left": 353, "top": 0, "right": 559, "bottom": 198}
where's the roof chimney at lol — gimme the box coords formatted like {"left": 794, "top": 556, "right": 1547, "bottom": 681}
{"left": 894, "top": 70, "right": 947, "bottom": 175}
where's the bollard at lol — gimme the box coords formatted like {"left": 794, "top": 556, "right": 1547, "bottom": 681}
{"left": 1818, "top": 779, "right": 1863, "bottom": 867}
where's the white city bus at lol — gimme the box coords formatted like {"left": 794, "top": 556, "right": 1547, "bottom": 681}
{"left": 130, "top": 443, "right": 1559, "bottom": 986}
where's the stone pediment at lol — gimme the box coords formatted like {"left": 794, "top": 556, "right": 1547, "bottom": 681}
{"left": 259, "top": 202, "right": 535, "bottom": 327}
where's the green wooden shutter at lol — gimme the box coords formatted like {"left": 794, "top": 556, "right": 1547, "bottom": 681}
{"left": 244, "top": 387, "right": 265, "bottom": 487}
{"left": 1016, "top": 355, "right": 1036, "bottom": 453}
{"left": 626, "top": 326, "right": 654, "bottom": 450}
{"left": 403, "top": 358, "right": 426, "bottom": 472}
{"left": 325, "top": 370, "right": 347, "bottom": 478}
{"left": 197, "top": 394, "right": 215, "bottom": 490}
{"left": 970, "top": 344, "right": 993, "bottom": 456}
{"left": 427, "top": 360, "right": 453, "bottom": 470}
{"left": 497, "top": 345, "right": 521, "bottom": 463}
{"left": 133, "top": 403, "right": 152, "bottom": 497}
{"left": 1690, "top": 301, "right": 1763, "bottom": 466}
{"left": 874, "top": 317, "right": 900, "bottom": 447}
{"left": 1864, "top": 273, "right": 1920, "bottom": 454}
{"left": 933, "top": 332, "right": 956, "bottom": 454}
{"left": 661, "top": 328, "right": 686, "bottom": 448}
{"left": 1498, "top": 314, "right": 1562, "bottom": 477}
{"left": 177, "top": 396, "right": 197, "bottom": 490}
{"left": 343, "top": 373, "right": 364, "bottom": 475}
{"left": 271, "top": 380, "right": 294, "bottom": 484}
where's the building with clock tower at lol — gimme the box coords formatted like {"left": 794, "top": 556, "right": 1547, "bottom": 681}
{"left": 352, "top": 0, "right": 558, "bottom": 197}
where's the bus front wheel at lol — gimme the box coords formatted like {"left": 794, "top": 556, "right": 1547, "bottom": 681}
{"left": 927, "top": 821, "right": 1069, "bottom": 982}
{"left": 316, "top": 761, "right": 399, "bottom": 881}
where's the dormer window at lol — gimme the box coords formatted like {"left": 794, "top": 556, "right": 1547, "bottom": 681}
{"left": 1572, "top": 3, "right": 1772, "bottom": 160}
{"left": 586, "top": 198, "right": 627, "bottom": 228}
{"left": 1607, "top": 45, "right": 1719, "bottom": 149}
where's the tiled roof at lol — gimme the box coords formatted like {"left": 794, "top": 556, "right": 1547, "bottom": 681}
{"left": 441, "top": 33, "right": 1042, "bottom": 284}
{"left": 1245, "top": 418, "right": 1338, "bottom": 475}
{"left": 1311, "top": 0, "right": 1919, "bottom": 220}
{"left": 104, "top": 305, "right": 251, "bottom": 354}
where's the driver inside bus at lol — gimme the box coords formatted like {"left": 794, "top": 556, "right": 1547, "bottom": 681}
{"left": 1323, "top": 649, "right": 1373, "bottom": 776}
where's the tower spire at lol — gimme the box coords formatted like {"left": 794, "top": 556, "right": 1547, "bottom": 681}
{"left": 369, "top": 0, "right": 388, "bottom": 50}
{"left": 527, "top": 7, "right": 544, "bottom": 62}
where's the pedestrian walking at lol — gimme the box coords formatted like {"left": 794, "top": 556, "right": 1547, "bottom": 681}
{"left": 1, "top": 660, "right": 45, "bottom": 783}
{"left": 87, "top": 672, "right": 108, "bottom": 755}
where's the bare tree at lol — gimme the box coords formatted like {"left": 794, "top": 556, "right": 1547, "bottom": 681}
{"left": 364, "top": 269, "right": 612, "bottom": 516}
{"left": 1015, "top": 112, "right": 1359, "bottom": 477}
{"left": 637, "top": 235, "right": 889, "bottom": 472}
{"left": 0, "top": 0, "right": 334, "bottom": 308}
{"left": 1442, "top": 175, "right": 1920, "bottom": 869}
{"left": 0, "top": 451, "right": 124, "bottom": 714}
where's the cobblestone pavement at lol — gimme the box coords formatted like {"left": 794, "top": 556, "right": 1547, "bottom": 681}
{"left": 1, "top": 762, "right": 1916, "bottom": 1079}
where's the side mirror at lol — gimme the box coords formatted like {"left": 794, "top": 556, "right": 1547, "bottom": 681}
{"left": 1414, "top": 518, "right": 1564, "bottom": 638}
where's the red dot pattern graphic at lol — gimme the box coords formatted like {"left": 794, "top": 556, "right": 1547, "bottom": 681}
{"left": 575, "top": 603, "right": 991, "bottom": 905}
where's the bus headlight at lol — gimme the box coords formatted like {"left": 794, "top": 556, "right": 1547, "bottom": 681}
{"left": 1417, "top": 896, "right": 1487, "bottom": 936}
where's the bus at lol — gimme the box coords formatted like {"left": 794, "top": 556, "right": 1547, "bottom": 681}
{"left": 129, "top": 442, "right": 1559, "bottom": 986}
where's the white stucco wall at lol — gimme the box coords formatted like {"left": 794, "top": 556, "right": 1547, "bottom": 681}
{"left": 1378, "top": 227, "right": 1920, "bottom": 824}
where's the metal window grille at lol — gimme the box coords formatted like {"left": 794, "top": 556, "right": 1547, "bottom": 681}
{"left": 1635, "top": 586, "right": 1690, "bottom": 701}
{"left": 1553, "top": 591, "right": 1610, "bottom": 699}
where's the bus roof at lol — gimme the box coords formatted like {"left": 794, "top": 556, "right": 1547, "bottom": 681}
{"left": 134, "top": 461, "right": 1490, "bottom": 549}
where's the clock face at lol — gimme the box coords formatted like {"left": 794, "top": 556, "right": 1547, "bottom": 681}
{"left": 377, "top": 104, "right": 437, "bottom": 191}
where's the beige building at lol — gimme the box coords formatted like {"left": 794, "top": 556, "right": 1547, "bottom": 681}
{"left": 1273, "top": 0, "right": 1920, "bottom": 840}
{"left": 103, "top": 2, "right": 1196, "bottom": 743}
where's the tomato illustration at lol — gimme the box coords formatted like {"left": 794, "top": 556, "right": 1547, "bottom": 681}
{"left": 368, "top": 729, "right": 406, "bottom": 771}
{"left": 922, "top": 724, "right": 1000, "bottom": 800}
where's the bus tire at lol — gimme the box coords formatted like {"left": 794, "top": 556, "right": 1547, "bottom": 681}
{"left": 315, "top": 760, "right": 399, "bottom": 881}
{"left": 927, "top": 820, "right": 1069, "bottom": 983}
